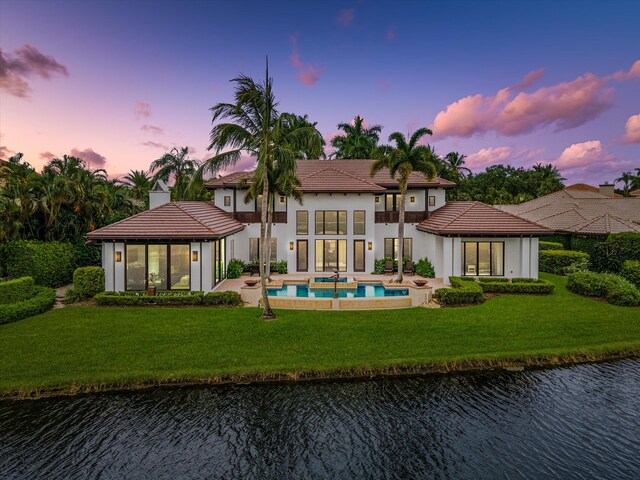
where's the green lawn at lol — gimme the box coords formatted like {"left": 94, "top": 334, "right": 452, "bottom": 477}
{"left": 1, "top": 274, "right": 639, "bottom": 397}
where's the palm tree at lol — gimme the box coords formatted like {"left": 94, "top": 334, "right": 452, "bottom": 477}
{"left": 204, "top": 60, "right": 322, "bottom": 319}
{"left": 444, "top": 152, "right": 471, "bottom": 180}
{"left": 370, "top": 128, "right": 437, "bottom": 282}
{"left": 533, "top": 163, "right": 563, "bottom": 181}
{"left": 616, "top": 171, "right": 634, "bottom": 196}
{"left": 150, "top": 147, "right": 199, "bottom": 201}
{"left": 123, "top": 170, "right": 152, "bottom": 201}
{"left": 330, "top": 115, "right": 383, "bottom": 159}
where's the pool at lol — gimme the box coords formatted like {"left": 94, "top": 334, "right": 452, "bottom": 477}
{"left": 268, "top": 283, "right": 409, "bottom": 298}
{"left": 313, "top": 276, "right": 348, "bottom": 283}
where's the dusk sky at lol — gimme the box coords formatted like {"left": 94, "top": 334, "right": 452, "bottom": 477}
{"left": 1, "top": 0, "right": 639, "bottom": 186}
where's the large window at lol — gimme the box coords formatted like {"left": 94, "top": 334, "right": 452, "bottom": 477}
{"left": 315, "top": 239, "right": 347, "bottom": 272}
{"left": 463, "top": 241, "right": 504, "bottom": 276}
{"left": 385, "top": 193, "right": 400, "bottom": 212}
{"left": 126, "top": 245, "right": 146, "bottom": 290}
{"left": 384, "top": 238, "right": 413, "bottom": 261}
{"left": 354, "top": 240, "right": 365, "bottom": 272}
{"left": 297, "top": 240, "right": 308, "bottom": 272}
{"left": 315, "top": 210, "right": 347, "bottom": 235}
{"left": 148, "top": 245, "right": 168, "bottom": 290}
{"left": 353, "top": 210, "right": 365, "bottom": 235}
{"left": 169, "top": 245, "right": 190, "bottom": 289}
{"left": 296, "top": 211, "right": 308, "bottom": 235}
{"left": 125, "top": 243, "right": 191, "bottom": 291}
{"left": 211, "top": 238, "right": 226, "bottom": 287}
{"left": 249, "top": 238, "right": 277, "bottom": 261}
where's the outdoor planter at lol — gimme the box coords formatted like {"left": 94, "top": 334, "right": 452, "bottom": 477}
{"left": 244, "top": 279, "right": 260, "bottom": 286}
{"left": 147, "top": 286, "right": 157, "bottom": 296}
{"left": 413, "top": 279, "right": 429, "bottom": 287}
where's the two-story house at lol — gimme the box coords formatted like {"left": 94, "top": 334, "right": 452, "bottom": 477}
{"left": 87, "top": 160, "right": 550, "bottom": 292}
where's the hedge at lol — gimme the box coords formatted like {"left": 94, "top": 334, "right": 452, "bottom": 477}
{"left": 539, "top": 250, "right": 590, "bottom": 275}
{"left": 415, "top": 257, "right": 435, "bottom": 278}
{"left": 5, "top": 240, "right": 75, "bottom": 287}
{"left": 0, "top": 276, "right": 36, "bottom": 304}
{"left": 95, "top": 291, "right": 205, "bottom": 306}
{"left": 226, "top": 259, "right": 245, "bottom": 279}
{"left": 620, "top": 260, "right": 640, "bottom": 288}
{"left": 435, "top": 277, "right": 483, "bottom": 306}
{"left": 591, "top": 232, "right": 640, "bottom": 273}
{"left": 567, "top": 271, "right": 640, "bottom": 307}
{"left": 477, "top": 278, "right": 554, "bottom": 294}
{"left": 270, "top": 260, "right": 288, "bottom": 274}
{"left": 73, "top": 267, "right": 105, "bottom": 298}
{"left": 203, "top": 291, "right": 243, "bottom": 306}
{"left": 539, "top": 241, "right": 564, "bottom": 251}
{"left": 0, "top": 286, "right": 56, "bottom": 324}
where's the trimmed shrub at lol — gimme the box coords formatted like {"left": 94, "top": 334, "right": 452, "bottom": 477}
{"left": 567, "top": 271, "right": 640, "bottom": 307}
{"left": 270, "top": 260, "right": 288, "bottom": 274}
{"left": 203, "top": 291, "right": 242, "bottom": 306}
{"left": 0, "top": 286, "right": 56, "bottom": 324}
{"left": 0, "top": 276, "right": 36, "bottom": 304}
{"left": 73, "top": 241, "right": 102, "bottom": 268}
{"left": 591, "top": 232, "right": 640, "bottom": 273}
{"left": 608, "top": 282, "right": 640, "bottom": 307}
{"left": 5, "top": 240, "right": 75, "bottom": 287}
{"left": 562, "top": 257, "right": 590, "bottom": 275}
{"left": 477, "top": 277, "right": 509, "bottom": 283}
{"left": 226, "top": 259, "right": 245, "bottom": 279}
{"left": 478, "top": 279, "right": 554, "bottom": 294}
{"left": 620, "top": 260, "right": 640, "bottom": 288}
{"left": 539, "top": 250, "right": 590, "bottom": 275}
{"left": 95, "top": 291, "right": 204, "bottom": 306}
{"left": 435, "top": 277, "right": 483, "bottom": 306}
{"left": 415, "top": 257, "right": 435, "bottom": 278}
{"left": 73, "top": 267, "right": 105, "bottom": 298}
{"left": 539, "top": 241, "right": 564, "bottom": 251}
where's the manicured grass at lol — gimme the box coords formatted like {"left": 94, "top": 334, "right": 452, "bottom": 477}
{"left": 1, "top": 274, "right": 639, "bottom": 397}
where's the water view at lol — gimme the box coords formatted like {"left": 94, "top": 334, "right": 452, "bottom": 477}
{"left": 268, "top": 283, "right": 409, "bottom": 298}
{"left": 2, "top": 359, "right": 639, "bottom": 479}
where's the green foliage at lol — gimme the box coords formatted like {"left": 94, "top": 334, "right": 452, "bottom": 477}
{"left": 373, "top": 258, "right": 388, "bottom": 274}
{"left": 539, "top": 241, "right": 564, "bottom": 251}
{"left": 0, "top": 277, "right": 36, "bottom": 304}
{"left": 591, "top": 233, "right": 640, "bottom": 273}
{"left": 203, "top": 291, "right": 242, "bottom": 306}
{"left": 73, "top": 267, "right": 105, "bottom": 298}
{"left": 435, "top": 277, "right": 483, "bottom": 306}
{"left": 270, "top": 260, "right": 288, "bottom": 274}
{"left": 415, "top": 257, "right": 435, "bottom": 278}
{"left": 226, "top": 259, "right": 245, "bottom": 279}
{"left": 5, "top": 240, "right": 75, "bottom": 287}
{"left": 620, "top": 260, "right": 640, "bottom": 288}
{"left": 477, "top": 278, "right": 554, "bottom": 294}
{"left": 330, "top": 115, "right": 382, "bottom": 159}
{"left": 567, "top": 271, "right": 640, "bottom": 307}
{"left": 0, "top": 286, "right": 55, "bottom": 324}
{"left": 95, "top": 291, "right": 205, "bottom": 306}
{"left": 539, "top": 250, "right": 590, "bottom": 275}
{"left": 562, "top": 257, "right": 590, "bottom": 275}
{"left": 477, "top": 277, "right": 509, "bottom": 282}
{"left": 569, "top": 236, "right": 601, "bottom": 256}
{"left": 544, "top": 235, "right": 571, "bottom": 249}
{"left": 73, "top": 241, "right": 101, "bottom": 268}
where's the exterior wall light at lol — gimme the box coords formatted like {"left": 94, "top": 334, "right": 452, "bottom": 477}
{"left": 375, "top": 196, "right": 380, "bottom": 203}
{"left": 192, "top": 251, "right": 198, "bottom": 262}
{"left": 115, "top": 251, "right": 122, "bottom": 262}
{"left": 368, "top": 242, "right": 373, "bottom": 250}
{"left": 410, "top": 196, "right": 415, "bottom": 203}
{"left": 280, "top": 196, "right": 285, "bottom": 203}
{"left": 289, "top": 242, "right": 294, "bottom": 250}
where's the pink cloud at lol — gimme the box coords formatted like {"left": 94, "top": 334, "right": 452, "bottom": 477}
{"left": 0, "top": 44, "right": 68, "bottom": 98}
{"left": 141, "top": 124, "right": 164, "bottom": 135}
{"left": 508, "top": 68, "right": 544, "bottom": 91}
{"left": 70, "top": 147, "right": 107, "bottom": 169}
{"left": 431, "top": 69, "right": 614, "bottom": 138}
{"left": 406, "top": 119, "right": 421, "bottom": 133}
{"left": 0, "top": 145, "right": 16, "bottom": 159}
{"left": 289, "top": 34, "right": 324, "bottom": 86}
{"left": 337, "top": 8, "right": 355, "bottom": 26}
{"left": 142, "top": 141, "right": 168, "bottom": 150}
{"left": 611, "top": 59, "right": 640, "bottom": 81}
{"left": 622, "top": 114, "right": 640, "bottom": 144}
{"left": 386, "top": 26, "right": 396, "bottom": 41}
{"left": 135, "top": 101, "right": 151, "bottom": 118}
{"left": 466, "top": 146, "right": 514, "bottom": 170}
{"left": 39, "top": 151, "right": 56, "bottom": 161}
{"left": 553, "top": 140, "right": 614, "bottom": 171}
{"left": 218, "top": 154, "right": 257, "bottom": 176}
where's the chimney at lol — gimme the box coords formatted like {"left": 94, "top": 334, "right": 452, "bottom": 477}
{"left": 598, "top": 182, "right": 615, "bottom": 198}
{"left": 149, "top": 179, "right": 171, "bottom": 209}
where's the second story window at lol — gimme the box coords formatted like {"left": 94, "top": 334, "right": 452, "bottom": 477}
{"left": 296, "top": 211, "right": 308, "bottom": 235}
{"left": 315, "top": 210, "right": 347, "bottom": 235}
{"left": 353, "top": 210, "right": 365, "bottom": 235}
{"left": 385, "top": 193, "right": 400, "bottom": 211}
{"left": 429, "top": 195, "right": 436, "bottom": 206}
{"left": 223, "top": 196, "right": 231, "bottom": 207}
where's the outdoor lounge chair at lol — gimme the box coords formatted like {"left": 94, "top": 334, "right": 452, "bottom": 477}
{"left": 403, "top": 261, "right": 415, "bottom": 275}
{"left": 384, "top": 260, "right": 394, "bottom": 274}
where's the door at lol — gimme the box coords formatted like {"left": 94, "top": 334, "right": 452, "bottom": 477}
{"left": 354, "top": 240, "right": 365, "bottom": 272}
{"left": 296, "top": 240, "right": 308, "bottom": 272}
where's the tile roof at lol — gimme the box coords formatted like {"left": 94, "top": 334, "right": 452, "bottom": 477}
{"left": 417, "top": 201, "right": 552, "bottom": 236}
{"left": 496, "top": 188, "right": 640, "bottom": 235}
{"left": 565, "top": 183, "right": 622, "bottom": 197}
{"left": 206, "top": 159, "right": 456, "bottom": 192}
{"left": 299, "top": 167, "right": 386, "bottom": 192}
{"left": 86, "top": 202, "right": 244, "bottom": 240}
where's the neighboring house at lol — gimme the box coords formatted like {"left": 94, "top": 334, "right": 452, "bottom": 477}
{"left": 87, "top": 160, "right": 550, "bottom": 292}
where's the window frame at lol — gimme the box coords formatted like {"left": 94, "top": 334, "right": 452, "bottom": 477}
{"left": 296, "top": 210, "right": 308, "bottom": 235}
{"left": 353, "top": 210, "right": 366, "bottom": 235}
{"left": 428, "top": 195, "right": 436, "bottom": 207}
{"left": 124, "top": 242, "right": 192, "bottom": 291}
{"left": 462, "top": 241, "right": 505, "bottom": 276}
{"left": 249, "top": 237, "right": 278, "bottom": 262}
{"left": 314, "top": 210, "right": 347, "bottom": 235}
{"left": 223, "top": 195, "right": 231, "bottom": 207}
{"left": 315, "top": 239, "right": 347, "bottom": 272}
{"left": 383, "top": 238, "right": 413, "bottom": 261}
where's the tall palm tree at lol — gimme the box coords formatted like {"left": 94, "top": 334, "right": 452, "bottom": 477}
{"left": 330, "top": 115, "right": 383, "bottom": 159}
{"left": 616, "top": 171, "right": 634, "bottom": 196}
{"left": 533, "top": 163, "right": 563, "bottom": 181}
{"left": 204, "top": 60, "right": 322, "bottom": 319}
{"left": 150, "top": 147, "right": 199, "bottom": 201}
{"left": 123, "top": 170, "right": 152, "bottom": 201}
{"left": 370, "top": 128, "right": 437, "bottom": 282}
{"left": 444, "top": 152, "right": 471, "bottom": 179}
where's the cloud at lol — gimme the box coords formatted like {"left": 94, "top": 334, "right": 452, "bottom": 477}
{"left": 466, "top": 146, "right": 514, "bottom": 170}
{"left": 622, "top": 114, "right": 640, "bottom": 144}
{"left": 289, "top": 34, "right": 324, "bottom": 85}
{"left": 379, "top": 79, "right": 391, "bottom": 91}
{"left": 508, "top": 68, "right": 544, "bottom": 91}
{"left": 70, "top": 147, "right": 107, "bottom": 168}
{"left": 141, "top": 141, "right": 168, "bottom": 150}
{"left": 141, "top": 124, "right": 164, "bottom": 135}
{"left": 337, "top": 8, "right": 355, "bottom": 26}
{"left": 553, "top": 140, "right": 614, "bottom": 171}
{"left": 431, "top": 69, "right": 614, "bottom": 138}
{"left": 0, "top": 145, "right": 16, "bottom": 159}
{"left": 386, "top": 26, "right": 396, "bottom": 41}
{"left": 0, "top": 44, "right": 68, "bottom": 98}
{"left": 39, "top": 151, "right": 56, "bottom": 161}
{"left": 218, "top": 154, "right": 257, "bottom": 176}
{"left": 611, "top": 59, "right": 640, "bottom": 81}
{"left": 135, "top": 101, "right": 151, "bottom": 118}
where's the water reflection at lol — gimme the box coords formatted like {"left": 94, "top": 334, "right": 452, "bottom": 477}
{"left": 2, "top": 360, "right": 640, "bottom": 479}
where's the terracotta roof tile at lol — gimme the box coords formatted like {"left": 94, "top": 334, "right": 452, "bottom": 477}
{"left": 86, "top": 202, "right": 244, "bottom": 240}
{"left": 417, "top": 201, "right": 551, "bottom": 236}
{"left": 299, "top": 167, "right": 386, "bottom": 192}
{"left": 571, "top": 214, "right": 640, "bottom": 235}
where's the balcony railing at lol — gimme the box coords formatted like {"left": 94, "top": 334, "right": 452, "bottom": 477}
{"left": 374, "top": 211, "right": 428, "bottom": 223}
{"left": 232, "top": 211, "right": 287, "bottom": 223}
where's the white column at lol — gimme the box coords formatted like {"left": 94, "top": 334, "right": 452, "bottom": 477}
{"left": 452, "top": 237, "right": 462, "bottom": 277}
{"left": 114, "top": 242, "right": 125, "bottom": 291}
{"left": 520, "top": 238, "right": 531, "bottom": 278}
{"left": 190, "top": 242, "right": 201, "bottom": 291}
{"left": 201, "top": 241, "right": 213, "bottom": 293}
{"left": 530, "top": 237, "right": 539, "bottom": 279}
{"left": 102, "top": 242, "right": 115, "bottom": 291}
{"left": 443, "top": 237, "right": 454, "bottom": 284}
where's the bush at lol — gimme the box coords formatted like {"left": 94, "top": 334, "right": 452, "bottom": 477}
{"left": 620, "top": 260, "right": 640, "bottom": 288}
{"left": 562, "top": 257, "right": 590, "bottom": 275}
{"left": 415, "top": 257, "right": 435, "bottom": 278}
{"left": 539, "top": 250, "right": 590, "bottom": 275}
{"left": 608, "top": 282, "right": 640, "bottom": 307}
{"left": 226, "top": 259, "right": 245, "bottom": 279}
{"left": 478, "top": 279, "right": 554, "bottom": 294}
{"left": 0, "top": 276, "right": 36, "bottom": 304}
{"left": 0, "top": 286, "right": 56, "bottom": 324}
{"left": 567, "top": 271, "right": 640, "bottom": 306}
{"left": 540, "top": 241, "right": 564, "bottom": 251}
{"left": 5, "top": 240, "right": 75, "bottom": 287}
{"left": 591, "top": 232, "right": 640, "bottom": 273}
{"left": 435, "top": 277, "right": 483, "bottom": 306}
{"left": 477, "top": 277, "right": 509, "bottom": 283}
{"left": 73, "top": 267, "right": 105, "bottom": 298}
{"left": 203, "top": 291, "right": 242, "bottom": 306}
{"left": 95, "top": 291, "right": 204, "bottom": 306}
{"left": 270, "top": 260, "right": 288, "bottom": 274}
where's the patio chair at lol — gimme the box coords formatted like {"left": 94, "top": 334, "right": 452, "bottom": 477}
{"left": 403, "top": 261, "right": 415, "bottom": 275}
{"left": 384, "top": 260, "right": 394, "bottom": 274}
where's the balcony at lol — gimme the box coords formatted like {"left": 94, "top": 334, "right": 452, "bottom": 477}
{"left": 232, "top": 211, "right": 287, "bottom": 223}
{"left": 374, "top": 211, "right": 428, "bottom": 223}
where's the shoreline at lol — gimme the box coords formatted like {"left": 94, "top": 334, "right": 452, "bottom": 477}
{"left": 4, "top": 349, "right": 639, "bottom": 401}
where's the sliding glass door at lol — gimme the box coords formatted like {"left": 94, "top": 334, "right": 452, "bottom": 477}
{"left": 315, "top": 239, "right": 347, "bottom": 272}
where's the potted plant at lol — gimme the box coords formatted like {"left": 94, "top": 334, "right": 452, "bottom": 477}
{"left": 147, "top": 273, "right": 157, "bottom": 296}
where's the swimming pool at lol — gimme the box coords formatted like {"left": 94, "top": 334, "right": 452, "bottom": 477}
{"left": 313, "top": 277, "right": 348, "bottom": 283}
{"left": 267, "top": 283, "right": 409, "bottom": 298}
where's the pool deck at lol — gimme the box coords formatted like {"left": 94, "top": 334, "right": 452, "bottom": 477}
{"left": 215, "top": 273, "right": 448, "bottom": 310}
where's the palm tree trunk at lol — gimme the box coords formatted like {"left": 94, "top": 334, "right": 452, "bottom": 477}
{"left": 260, "top": 170, "right": 275, "bottom": 319}
{"left": 266, "top": 194, "right": 273, "bottom": 281}
{"left": 396, "top": 188, "right": 406, "bottom": 283}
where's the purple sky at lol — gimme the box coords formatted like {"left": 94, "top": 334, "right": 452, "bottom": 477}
{"left": 1, "top": 0, "right": 639, "bottom": 186}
